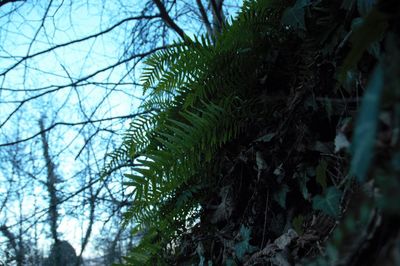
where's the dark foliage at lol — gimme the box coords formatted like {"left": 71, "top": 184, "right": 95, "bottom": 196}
{"left": 104, "top": 0, "right": 400, "bottom": 265}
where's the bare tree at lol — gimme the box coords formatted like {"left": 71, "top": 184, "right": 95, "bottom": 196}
{"left": 0, "top": 224, "right": 24, "bottom": 265}
{"left": 39, "top": 119, "right": 60, "bottom": 245}
{"left": 0, "top": 0, "right": 242, "bottom": 264}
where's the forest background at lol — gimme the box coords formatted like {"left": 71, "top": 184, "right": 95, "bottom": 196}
{"left": 1, "top": 0, "right": 400, "bottom": 265}
{"left": 0, "top": 0, "right": 240, "bottom": 264}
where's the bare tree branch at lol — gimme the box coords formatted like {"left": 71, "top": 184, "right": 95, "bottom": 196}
{"left": 0, "top": 1, "right": 242, "bottom": 262}
{"left": 196, "top": 0, "right": 213, "bottom": 36}
{"left": 0, "top": 110, "right": 157, "bottom": 147}
{"left": 152, "top": 0, "right": 186, "bottom": 39}
{"left": 0, "top": 224, "right": 24, "bottom": 265}
{"left": 0, "top": 0, "right": 22, "bottom": 8}
{"left": 0, "top": 14, "right": 159, "bottom": 76}
{"left": 39, "top": 119, "right": 60, "bottom": 244}
{"left": 0, "top": 46, "right": 167, "bottom": 130}
{"left": 210, "top": 0, "right": 225, "bottom": 35}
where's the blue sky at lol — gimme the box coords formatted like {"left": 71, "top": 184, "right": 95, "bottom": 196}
{"left": 0, "top": 0, "right": 242, "bottom": 260}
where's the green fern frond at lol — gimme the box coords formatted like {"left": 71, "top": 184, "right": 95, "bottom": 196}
{"left": 126, "top": 96, "right": 240, "bottom": 221}
{"left": 102, "top": 0, "right": 290, "bottom": 263}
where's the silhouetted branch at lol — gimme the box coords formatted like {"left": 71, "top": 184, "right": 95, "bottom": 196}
{"left": 0, "top": 0, "right": 23, "bottom": 8}
{"left": 0, "top": 14, "right": 159, "bottom": 77}
{"left": 153, "top": 0, "right": 186, "bottom": 39}
{"left": 0, "top": 46, "right": 166, "bottom": 129}
{"left": 0, "top": 110, "right": 157, "bottom": 147}
{"left": 196, "top": 0, "right": 213, "bottom": 36}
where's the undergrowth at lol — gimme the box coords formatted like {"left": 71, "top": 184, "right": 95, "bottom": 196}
{"left": 103, "top": 0, "right": 400, "bottom": 265}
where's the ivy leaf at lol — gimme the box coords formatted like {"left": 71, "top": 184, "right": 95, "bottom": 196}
{"left": 334, "top": 132, "right": 350, "bottom": 153}
{"left": 256, "top": 151, "right": 268, "bottom": 172}
{"left": 297, "top": 172, "right": 309, "bottom": 199}
{"left": 339, "top": 10, "right": 387, "bottom": 81}
{"left": 281, "top": 0, "right": 310, "bottom": 31}
{"left": 350, "top": 64, "right": 384, "bottom": 182}
{"left": 274, "top": 185, "right": 290, "bottom": 208}
{"left": 312, "top": 186, "right": 342, "bottom": 218}
{"left": 234, "top": 225, "right": 256, "bottom": 261}
{"left": 211, "top": 186, "right": 234, "bottom": 223}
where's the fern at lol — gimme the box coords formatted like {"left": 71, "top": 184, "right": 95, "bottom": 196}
{"left": 102, "top": 0, "right": 289, "bottom": 264}
{"left": 125, "top": 96, "right": 240, "bottom": 224}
